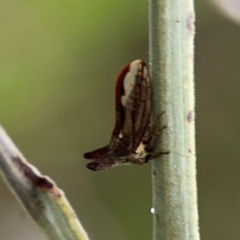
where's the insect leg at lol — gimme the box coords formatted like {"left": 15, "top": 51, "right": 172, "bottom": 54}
{"left": 144, "top": 125, "right": 167, "bottom": 152}
{"left": 145, "top": 151, "right": 170, "bottom": 162}
{"left": 142, "top": 111, "right": 166, "bottom": 148}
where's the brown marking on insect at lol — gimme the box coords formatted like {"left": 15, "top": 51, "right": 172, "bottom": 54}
{"left": 188, "top": 149, "right": 192, "bottom": 153}
{"left": 112, "top": 63, "right": 130, "bottom": 138}
{"left": 84, "top": 60, "right": 168, "bottom": 172}
{"left": 12, "top": 156, "right": 61, "bottom": 197}
{"left": 156, "top": 213, "right": 160, "bottom": 223}
{"left": 187, "top": 12, "right": 195, "bottom": 35}
{"left": 187, "top": 111, "right": 193, "bottom": 123}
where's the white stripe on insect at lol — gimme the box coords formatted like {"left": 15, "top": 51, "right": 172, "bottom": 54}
{"left": 121, "top": 60, "right": 143, "bottom": 107}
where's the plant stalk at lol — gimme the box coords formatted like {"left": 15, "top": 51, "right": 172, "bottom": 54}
{"left": 149, "top": 0, "right": 199, "bottom": 240}
{"left": 0, "top": 126, "right": 89, "bottom": 240}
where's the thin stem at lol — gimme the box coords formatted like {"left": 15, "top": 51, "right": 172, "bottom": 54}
{"left": 149, "top": 0, "right": 199, "bottom": 240}
{"left": 0, "top": 126, "right": 89, "bottom": 240}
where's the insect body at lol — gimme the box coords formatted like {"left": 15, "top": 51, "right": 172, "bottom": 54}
{"left": 84, "top": 60, "right": 166, "bottom": 172}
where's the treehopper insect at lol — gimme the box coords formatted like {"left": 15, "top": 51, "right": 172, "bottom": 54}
{"left": 84, "top": 60, "right": 167, "bottom": 172}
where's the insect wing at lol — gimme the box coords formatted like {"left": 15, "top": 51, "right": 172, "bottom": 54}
{"left": 119, "top": 60, "right": 152, "bottom": 151}
{"left": 83, "top": 145, "right": 110, "bottom": 160}
{"left": 84, "top": 144, "right": 119, "bottom": 172}
{"left": 86, "top": 158, "right": 117, "bottom": 172}
{"left": 111, "top": 63, "right": 129, "bottom": 140}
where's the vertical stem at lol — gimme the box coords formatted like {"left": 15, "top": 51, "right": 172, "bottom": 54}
{"left": 149, "top": 1, "right": 199, "bottom": 240}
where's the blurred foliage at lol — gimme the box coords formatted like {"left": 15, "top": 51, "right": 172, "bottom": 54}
{"left": 208, "top": 0, "right": 240, "bottom": 26}
{"left": 1, "top": 0, "right": 240, "bottom": 240}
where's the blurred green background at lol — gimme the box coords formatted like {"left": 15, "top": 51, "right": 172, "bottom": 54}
{"left": 0, "top": 1, "right": 240, "bottom": 239}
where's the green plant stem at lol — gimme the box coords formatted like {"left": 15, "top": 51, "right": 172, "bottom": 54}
{"left": 0, "top": 126, "right": 89, "bottom": 240}
{"left": 149, "top": 0, "right": 199, "bottom": 240}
